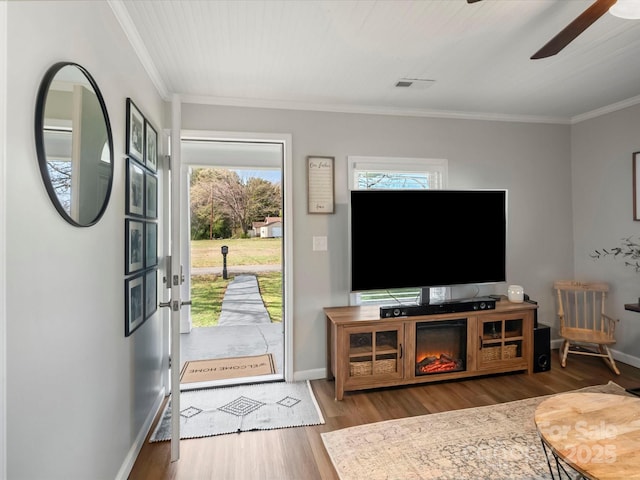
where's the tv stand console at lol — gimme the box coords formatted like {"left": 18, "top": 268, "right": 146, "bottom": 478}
{"left": 325, "top": 299, "right": 537, "bottom": 400}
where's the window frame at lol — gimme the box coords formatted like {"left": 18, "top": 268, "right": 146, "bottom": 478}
{"left": 347, "top": 156, "right": 449, "bottom": 306}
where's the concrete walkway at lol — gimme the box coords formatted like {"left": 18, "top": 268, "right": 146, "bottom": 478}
{"left": 217, "top": 275, "right": 271, "bottom": 325}
{"left": 180, "top": 274, "right": 283, "bottom": 379}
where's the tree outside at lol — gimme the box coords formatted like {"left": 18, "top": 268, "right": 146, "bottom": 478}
{"left": 190, "top": 168, "right": 281, "bottom": 239}
{"left": 190, "top": 167, "right": 282, "bottom": 327}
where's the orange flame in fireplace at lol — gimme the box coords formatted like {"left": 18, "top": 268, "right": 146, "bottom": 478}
{"left": 416, "top": 350, "right": 463, "bottom": 374}
{"left": 416, "top": 350, "right": 456, "bottom": 363}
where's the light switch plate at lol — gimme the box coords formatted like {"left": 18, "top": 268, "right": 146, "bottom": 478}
{"left": 313, "top": 236, "right": 328, "bottom": 251}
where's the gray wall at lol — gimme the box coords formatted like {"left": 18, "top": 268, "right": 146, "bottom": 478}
{"left": 572, "top": 103, "right": 640, "bottom": 360}
{"left": 181, "top": 103, "right": 574, "bottom": 374}
{"left": 6, "top": 2, "right": 165, "bottom": 478}
{"left": 4, "top": 1, "right": 640, "bottom": 478}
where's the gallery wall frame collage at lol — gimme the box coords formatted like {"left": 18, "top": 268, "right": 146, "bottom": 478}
{"left": 124, "top": 98, "right": 159, "bottom": 337}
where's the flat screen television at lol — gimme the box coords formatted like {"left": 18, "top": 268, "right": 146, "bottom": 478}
{"left": 350, "top": 189, "right": 507, "bottom": 304}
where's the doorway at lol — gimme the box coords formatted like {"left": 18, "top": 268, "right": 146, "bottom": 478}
{"left": 177, "top": 132, "right": 292, "bottom": 390}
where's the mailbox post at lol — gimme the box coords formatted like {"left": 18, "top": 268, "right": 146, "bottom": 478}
{"left": 221, "top": 245, "right": 229, "bottom": 279}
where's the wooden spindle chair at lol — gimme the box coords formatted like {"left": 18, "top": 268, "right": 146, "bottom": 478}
{"left": 553, "top": 280, "right": 620, "bottom": 375}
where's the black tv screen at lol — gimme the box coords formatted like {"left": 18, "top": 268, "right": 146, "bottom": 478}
{"left": 350, "top": 189, "right": 507, "bottom": 292}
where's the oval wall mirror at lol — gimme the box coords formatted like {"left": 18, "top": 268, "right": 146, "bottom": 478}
{"left": 34, "top": 62, "right": 114, "bottom": 227}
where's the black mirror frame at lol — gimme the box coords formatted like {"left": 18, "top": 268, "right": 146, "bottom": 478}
{"left": 34, "top": 61, "right": 114, "bottom": 227}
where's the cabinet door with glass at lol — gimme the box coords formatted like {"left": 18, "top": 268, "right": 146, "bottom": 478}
{"left": 344, "top": 324, "right": 403, "bottom": 384}
{"left": 477, "top": 313, "right": 527, "bottom": 369}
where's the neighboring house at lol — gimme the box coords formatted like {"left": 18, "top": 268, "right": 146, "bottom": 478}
{"left": 252, "top": 217, "right": 282, "bottom": 238}
{"left": 261, "top": 217, "right": 282, "bottom": 238}
{"left": 251, "top": 221, "right": 265, "bottom": 237}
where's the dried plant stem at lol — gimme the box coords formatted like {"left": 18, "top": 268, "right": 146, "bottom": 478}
{"left": 591, "top": 236, "right": 640, "bottom": 272}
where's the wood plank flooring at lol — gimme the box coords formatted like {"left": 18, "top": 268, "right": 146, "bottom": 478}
{"left": 128, "top": 351, "right": 640, "bottom": 479}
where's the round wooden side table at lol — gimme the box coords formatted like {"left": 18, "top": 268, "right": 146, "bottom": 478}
{"left": 534, "top": 392, "right": 640, "bottom": 479}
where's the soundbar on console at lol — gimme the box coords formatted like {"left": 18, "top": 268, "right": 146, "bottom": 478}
{"left": 380, "top": 296, "right": 496, "bottom": 318}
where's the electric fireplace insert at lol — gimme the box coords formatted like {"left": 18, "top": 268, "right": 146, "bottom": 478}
{"left": 415, "top": 319, "right": 467, "bottom": 376}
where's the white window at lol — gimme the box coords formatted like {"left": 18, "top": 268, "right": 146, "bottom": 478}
{"left": 348, "top": 156, "right": 448, "bottom": 306}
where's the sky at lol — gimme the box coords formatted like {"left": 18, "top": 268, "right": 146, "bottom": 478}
{"left": 235, "top": 169, "right": 281, "bottom": 184}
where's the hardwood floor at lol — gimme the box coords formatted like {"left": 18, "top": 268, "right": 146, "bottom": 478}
{"left": 128, "top": 351, "right": 640, "bottom": 479}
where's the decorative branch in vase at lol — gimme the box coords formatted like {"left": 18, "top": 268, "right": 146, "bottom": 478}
{"left": 590, "top": 235, "right": 640, "bottom": 272}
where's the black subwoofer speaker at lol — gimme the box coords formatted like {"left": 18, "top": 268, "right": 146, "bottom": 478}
{"left": 533, "top": 324, "right": 551, "bottom": 373}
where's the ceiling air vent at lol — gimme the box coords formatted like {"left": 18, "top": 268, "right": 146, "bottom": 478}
{"left": 395, "top": 78, "right": 435, "bottom": 90}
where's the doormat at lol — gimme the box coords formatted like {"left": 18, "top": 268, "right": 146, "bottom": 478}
{"left": 180, "top": 353, "right": 275, "bottom": 383}
{"left": 150, "top": 380, "right": 325, "bottom": 441}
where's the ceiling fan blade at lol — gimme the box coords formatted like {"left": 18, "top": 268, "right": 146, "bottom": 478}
{"left": 531, "top": 0, "right": 617, "bottom": 59}
{"left": 467, "top": 0, "right": 483, "bottom": 3}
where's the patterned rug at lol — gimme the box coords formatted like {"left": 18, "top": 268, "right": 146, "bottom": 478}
{"left": 150, "top": 380, "right": 324, "bottom": 441}
{"left": 321, "top": 382, "right": 629, "bottom": 480}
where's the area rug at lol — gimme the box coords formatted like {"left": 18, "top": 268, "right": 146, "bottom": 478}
{"left": 150, "top": 380, "right": 324, "bottom": 442}
{"left": 180, "top": 353, "right": 275, "bottom": 383}
{"left": 321, "top": 382, "right": 628, "bottom": 480}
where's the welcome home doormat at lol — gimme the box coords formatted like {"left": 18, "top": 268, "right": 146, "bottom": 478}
{"left": 180, "top": 353, "right": 276, "bottom": 383}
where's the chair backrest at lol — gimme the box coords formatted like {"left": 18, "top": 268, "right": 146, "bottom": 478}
{"left": 553, "top": 280, "right": 611, "bottom": 336}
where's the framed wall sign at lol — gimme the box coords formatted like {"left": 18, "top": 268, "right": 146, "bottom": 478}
{"left": 307, "top": 156, "right": 335, "bottom": 214}
{"left": 634, "top": 151, "right": 640, "bottom": 221}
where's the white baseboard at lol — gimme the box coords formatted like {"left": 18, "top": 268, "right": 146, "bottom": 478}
{"left": 115, "top": 387, "right": 167, "bottom": 480}
{"left": 293, "top": 368, "right": 326, "bottom": 382}
{"left": 608, "top": 348, "right": 640, "bottom": 369}
{"left": 550, "top": 339, "right": 640, "bottom": 369}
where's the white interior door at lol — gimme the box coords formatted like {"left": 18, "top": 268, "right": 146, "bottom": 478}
{"left": 167, "top": 95, "right": 189, "bottom": 461}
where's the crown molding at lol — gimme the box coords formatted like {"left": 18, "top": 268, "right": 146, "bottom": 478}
{"left": 179, "top": 93, "right": 571, "bottom": 125}
{"left": 571, "top": 93, "right": 640, "bottom": 124}
{"left": 107, "top": 0, "right": 169, "bottom": 100}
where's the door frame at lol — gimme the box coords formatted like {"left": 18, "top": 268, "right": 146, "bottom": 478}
{"left": 179, "top": 129, "right": 293, "bottom": 382}
{"left": 0, "top": 2, "right": 7, "bottom": 475}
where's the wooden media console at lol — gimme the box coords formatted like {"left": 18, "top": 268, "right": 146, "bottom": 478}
{"left": 325, "top": 299, "right": 537, "bottom": 400}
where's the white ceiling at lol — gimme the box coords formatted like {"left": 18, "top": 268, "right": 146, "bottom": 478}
{"left": 111, "top": 0, "right": 640, "bottom": 124}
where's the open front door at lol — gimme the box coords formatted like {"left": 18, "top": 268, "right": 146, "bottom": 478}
{"left": 165, "top": 96, "right": 189, "bottom": 461}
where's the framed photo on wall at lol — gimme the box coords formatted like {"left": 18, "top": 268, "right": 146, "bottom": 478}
{"left": 126, "top": 158, "right": 145, "bottom": 217}
{"left": 144, "top": 119, "right": 158, "bottom": 172}
{"left": 126, "top": 98, "right": 144, "bottom": 164}
{"left": 125, "top": 273, "right": 144, "bottom": 336}
{"left": 145, "top": 268, "right": 158, "bottom": 319}
{"left": 634, "top": 151, "right": 640, "bottom": 221}
{"left": 145, "top": 221, "right": 158, "bottom": 268}
{"left": 145, "top": 172, "right": 157, "bottom": 219}
{"left": 125, "top": 219, "right": 144, "bottom": 274}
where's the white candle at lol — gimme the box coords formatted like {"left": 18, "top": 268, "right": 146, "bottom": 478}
{"left": 507, "top": 285, "right": 524, "bottom": 303}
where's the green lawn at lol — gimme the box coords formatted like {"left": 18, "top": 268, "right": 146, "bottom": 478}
{"left": 190, "top": 238, "right": 282, "bottom": 327}
{"left": 191, "top": 238, "right": 281, "bottom": 268}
